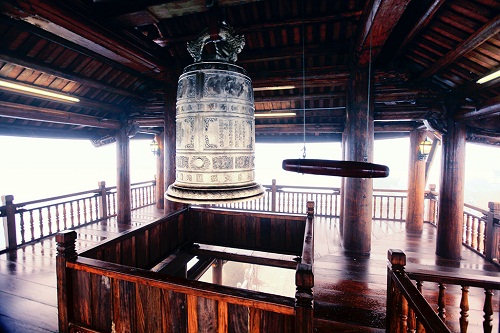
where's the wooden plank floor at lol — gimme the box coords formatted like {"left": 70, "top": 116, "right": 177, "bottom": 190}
{"left": 0, "top": 208, "right": 498, "bottom": 332}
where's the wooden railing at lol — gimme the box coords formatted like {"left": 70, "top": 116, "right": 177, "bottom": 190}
{"left": 0, "top": 180, "right": 156, "bottom": 251}
{"left": 215, "top": 179, "right": 410, "bottom": 219}
{"left": 387, "top": 249, "right": 500, "bottom": 333}
{"left": 56, "top": 206, "right": 315, "bottom": 333}
{"left": 462, "top": 202, "right": 500, "bottom": 264}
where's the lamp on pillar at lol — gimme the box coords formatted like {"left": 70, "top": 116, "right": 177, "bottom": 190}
{"left": 150, "top": 139, "right": 160, "bottom": 156}
{"left": 418, "top": 137, "right": 432, "bottom": 161}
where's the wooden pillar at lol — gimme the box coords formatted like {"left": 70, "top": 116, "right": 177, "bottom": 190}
{"left": 436, "top": 118, "right": 466, "bottom": 259}
{"left": 155, "top": 132, "right": 165, "bottom": 210}
{"left": 56, "top": 230, "right": 77, "bottom": 333}
{"left": 212, "top": 259, "right": 223, "bottom": 285}
{"left": 343, "top": 65, "right": 374, "bottom": 255}
{"left": 1, "top": 195, "right": 17, "bottom": 249}
{"left": 97, "top": 181, "right": 108, "bottom": 219}
{"left": 406, "top": 129, "right": 427, "bottom": 232}
{"left": 116, "top": 125, "right": 131, "bottom": 223}
{"left": 339, "top": 132, "right": 346, "bottom": 236}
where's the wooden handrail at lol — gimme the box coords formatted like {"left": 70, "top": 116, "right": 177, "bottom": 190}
{"left": 387, "top": 249, "right": 500, "bottom": 333}
{"left": 67, "top": 256, "right": 295, "bottom": 315}
{"left": 0, "top": 180, "right": 157, "bottom": 251}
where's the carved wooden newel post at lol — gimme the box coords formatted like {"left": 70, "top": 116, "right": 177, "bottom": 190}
{"left": 97, "top": 181, "right": 108, "bottom": 219}
{"left": 386, "top": 249, "right": 407, "bottom": 332}
{"left": 295, "top": 201, "right": 314, "bottom": 333}
{"left": 1, "top": 195, "right": 17, "bottom": 249}
{"left": 485, "top": 202, "right": 500, "bottom": 262}
{"left": 56, "top": 230, "right": 77, "bottom": 333}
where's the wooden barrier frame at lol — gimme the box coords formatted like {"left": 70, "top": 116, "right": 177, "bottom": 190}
{"left": 56, "top": 203, "right": 314, "bottom": 333}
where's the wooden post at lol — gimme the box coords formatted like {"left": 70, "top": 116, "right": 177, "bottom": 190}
{"left": 116, "top": 125, "right": 131, "bottom": 223}
{"left": 56, "top": 230, "right": 77, "bottom": 333}
{"left": 343, "top": 64, "right": 374, "bottom": 255}
{"left": 386, "top": 249, "right": 406, "bottom": 333}
{"left": 295, "top": 201, "right": 314, "bottom": 333}
{"left": 436, "top": 119, "right": 466, "bottom": 260}
{"left": 406, "top": 129, "right": 427, "bottom": 233}
{"left": 1, "top": 195, "right": 17, "bottom": 249}
{"left": 271, "top": 179, "right": 277, "bottom": 212}
{"left": 485, "top": 202, "right": 499, "bottom": 262}
{"left": 155, "top": 132, "right": 165, "bottom": 210}
{"left": 212, "top": 259, "right": 223, "bottom": 285}
{"left": 425, "top": 184, "right": 438, "bottom": 224}
{"left": 97, "top": 181, "right": 108, "bottom": 219}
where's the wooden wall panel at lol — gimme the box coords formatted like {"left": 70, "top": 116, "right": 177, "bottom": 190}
{"left": 136, "top": 284, "right": 162, "bottom": 333}
{"left": 196, "top": 297, "right": 218, "bottom": 333}
{"left": 90, "top": 275, "right": 111, "bottom": 331}
{"left": 70, "top": 270, "right": 92, "bottom": 327}
{"left": 112, "top": 279, "right": 137, "bottom": 332}
{"left": 188, "top": 209, "right": 305, "bottom": 255}
{"left": 228, "top": 303, "right": 248, "bottom": 333}
{"left": 135, "top": 230, "right": 150, "bottom": 269}
{"left": 162, "top": 290, "right": 187, "bottom": 333}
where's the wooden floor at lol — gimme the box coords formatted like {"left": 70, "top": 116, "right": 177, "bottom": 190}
{"left": 0, "top": 208, "right": 498, "bottom": 332}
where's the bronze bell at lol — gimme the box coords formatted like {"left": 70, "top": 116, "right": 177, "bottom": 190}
{"left": 165, "top": 24, "right": 264, "bottom": 204}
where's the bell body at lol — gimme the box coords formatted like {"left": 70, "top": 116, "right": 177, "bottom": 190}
{"left": 166, "top": 62, "right": 264, "bottom": 203}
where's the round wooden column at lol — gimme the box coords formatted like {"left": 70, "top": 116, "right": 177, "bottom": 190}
{"left": 406, "top": 129, "right": 427, "bottom": 232}
{"left": 343, "top": 66, "right": 374, "bottom": 255}
{"left": 155, "top": 132, "right": 165, "bottom": 210}
{"left": 116, "top": 125, "right": 131, "bottom": 223}
{"left": 436, "top": 119, "right": 466, "bottom": 260}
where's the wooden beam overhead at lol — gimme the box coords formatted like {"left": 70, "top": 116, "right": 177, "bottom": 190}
{"left": 0, "top": 101, "right": 121, "bottom": 129}
{"left": 3, "top": 0, "right": 168, "bottom": 77}
{"left": 419, "top": 14, "right": 500, "bottom": 79}
{"left": 355, "top": 0, "right": 413, "bottom": 66}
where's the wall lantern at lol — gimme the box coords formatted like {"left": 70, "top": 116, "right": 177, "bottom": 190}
{"left": 418, "top": 137, "right": 432, "bottom": 160}
{"left": 150, "top": 139, "right": 160, "bottom": 156}
{"left": 165, "top": 23, "right": 264, "bottom": 204}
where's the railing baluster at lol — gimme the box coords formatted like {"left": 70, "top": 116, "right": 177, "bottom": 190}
{"left": 416, "top": 280, "right": 424, "bottom": 333}
{"left": 459, "top": 285, "right": 469, "bottom": 333}
{"left": 29, "top": 210, "right": 35, "bottom": 242}
{"left": 482, "top": 289, "right": 493, "bottom": 333}
{"left": 63, "top": 203, "right": 67, "bottom": 230}
{"left": 38, "top": 208, "right": 44, "bottom": 237}
{"left": 70, "top": 202, "right": 75, "bottom": 228}
{"left": 438, "top": 282, "right": 447, "bottom": 321}
{"left": 401, "top": 296, "right": 409, "bottom": 333}
{"left": 47, "top": 206, "right": 52, "bottom": 234}
{"left": 76, "top": 201, "right": 81, "bottom": 226}
{"left": 55, "top": 205, "right": 60, "bottom": 232}
{"left": 471, "top": 217, "right": 478, "bottom": 249}
{"left": 19, "top": 211, "right": 25, "bottom": 244}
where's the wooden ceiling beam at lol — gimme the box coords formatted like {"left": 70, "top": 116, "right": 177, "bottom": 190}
{"left": 2, "top": 0, "right": 168, "bottom": 77}
{"left": 0, "top": 49, "right": 150, "bottom": 101}
{"left": 0, "top": 101, "right": 121, "bottom": 129}
{"left": 354, "top": 0, "right": 413, "bottom": 66}
{"left": 419, "top": 14, "right": 500, "bottom": 79}
{"left": 391, "top": 0, "right": 446, "bottom": 63}
{"left": 455, "top": 95, "right": 500, "bottom": 120}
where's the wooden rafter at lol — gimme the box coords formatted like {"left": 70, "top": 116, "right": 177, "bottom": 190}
{"left": 354, "top": 0, "right": 413, "bottom": 66}
{"left": 0, "top": 101, "right": 121, "bottom": 129}
{"left": 419, "top": 14, "right": 500, "bottom": 79}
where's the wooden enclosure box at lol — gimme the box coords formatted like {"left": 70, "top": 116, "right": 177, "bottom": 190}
{"left": 56, "top": 204, "right": 315, "bottom": 333}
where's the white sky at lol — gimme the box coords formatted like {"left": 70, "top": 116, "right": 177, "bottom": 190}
{"left": 0, "top": 136, "right": 498, "bottom": 208}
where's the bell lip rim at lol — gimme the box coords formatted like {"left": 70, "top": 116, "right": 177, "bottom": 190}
{"left": 165, "top": 183, "right": 265, "bottom": 204}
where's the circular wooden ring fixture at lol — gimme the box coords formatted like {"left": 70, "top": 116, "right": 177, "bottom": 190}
{"left": 282, "top": 159, "right": 390, "bottom": 178}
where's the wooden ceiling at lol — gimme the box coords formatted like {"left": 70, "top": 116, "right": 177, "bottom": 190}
{"left": 0, "top": 0, "right": 499, "bottom": 145}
